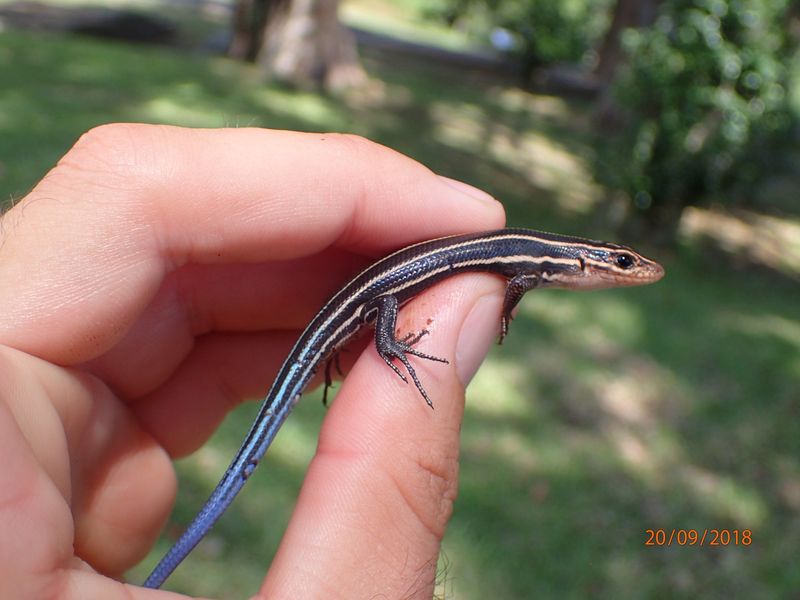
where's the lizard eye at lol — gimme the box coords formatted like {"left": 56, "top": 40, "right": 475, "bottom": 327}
{"left": 614, "top": 253, "right": 636, "bottom": 269}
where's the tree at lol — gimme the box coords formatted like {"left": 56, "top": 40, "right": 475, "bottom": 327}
{"left": 594, "top": 0, "right": 661, "bottom": 88}
{"left": 432, "top": 0, "right": 613, "bottom": 77}
{"left": 596, "top": 0, "right": 797, "bottom": 229}
{"left": 228, "top": 0, "right": 365, "bottom": 91}
{"left": 229, "top": 0, "right": 279, "bottom": 62}
{"left": 594, "top": 0, "right": 662, "bottom": 128}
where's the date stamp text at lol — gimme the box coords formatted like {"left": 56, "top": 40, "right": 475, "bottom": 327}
{"left": 644, "top": 529, "right": 752, "bottom": 547}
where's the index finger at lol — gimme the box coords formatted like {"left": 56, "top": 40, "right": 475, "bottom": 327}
{"left": 0, "top": 125, "right": 504, "bottom": 364}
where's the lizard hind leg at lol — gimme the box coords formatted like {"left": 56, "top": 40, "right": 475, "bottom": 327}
{"left": 363, "top": 295, "right": 449, "bottom": 409}
{"left": 322, "top": 351, "right": 345, "bottom": 406}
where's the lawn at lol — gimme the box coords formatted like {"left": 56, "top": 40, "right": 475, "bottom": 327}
{"left": 1, "top": 5, "right": 798, "bottom": 598}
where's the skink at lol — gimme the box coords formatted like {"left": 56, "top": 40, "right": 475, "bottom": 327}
{"left": 143, "top": 227, "right": 664, "bottom": 588}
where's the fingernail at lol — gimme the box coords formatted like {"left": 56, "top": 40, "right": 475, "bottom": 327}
{"left": 438, "top": 176, "right": 497, "bottom": 206}
{"left": 455, "top": 293, "right": 502, "bottom": 386}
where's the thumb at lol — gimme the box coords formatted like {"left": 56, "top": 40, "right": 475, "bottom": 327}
{"left": 259, "top": 272, "right": 504, "bottom": 599}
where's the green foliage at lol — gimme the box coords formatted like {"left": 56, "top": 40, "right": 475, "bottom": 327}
{"left": 432, "top": 0, "right": 613, "bottom": 69}
{"left": 600, "top": 0, "right": 797, "bottom": 222}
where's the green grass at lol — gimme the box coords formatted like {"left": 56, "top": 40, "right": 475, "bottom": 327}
{"left": 343, "top": 0, "right": 483, "bottom": 52}
{"left": 1, "top": 12, "right": 799, "bottom": 599}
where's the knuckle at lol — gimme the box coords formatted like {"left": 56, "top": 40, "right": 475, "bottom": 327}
{"left": 44, "top": 123, "right": 170, "bottom": 200}
{"left": 1, "top": 125, "right": 145, "bottom": 232}
{"left": 59, "top": 123, "right": 154, "bottom": 180}
{"left": 325, "top": 132, "right": 406, "bottom": 174}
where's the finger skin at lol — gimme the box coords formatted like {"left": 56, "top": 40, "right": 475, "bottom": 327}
{"left": 85, "top": 251, "right": 366, "bottom": 399}
{"left": 0, "top": 349, "right": 177, "bottom": 600}
{"left": 258, "top": 274, "right": 505, "bottom": 600}
{"left": 0, "top": 346, "right": 174, "bottom": 580}
{"left": 0, "top": 122, "right": 503, "bottom": 464}
{"left": 0, "top": 125, "right": 505, "bottom": 597}
{"left": 0, "top": 125, "right": 502, "bottom": 366}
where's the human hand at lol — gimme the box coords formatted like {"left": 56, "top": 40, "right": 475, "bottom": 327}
{"left": 0, "top": 124, "right": 505, "bottom": 599}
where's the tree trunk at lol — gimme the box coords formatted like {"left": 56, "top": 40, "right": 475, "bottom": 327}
{"left": 229, "top": 0, "right": 289, "bottom": 61}
{"left": 595, "top": 0, "right": 660, "bottom": 87}
{"left": 594, "top": 0, "right": 661, "bottom": 126}
{"left": 257, "top": 0, "right": 366, "bottom": 91}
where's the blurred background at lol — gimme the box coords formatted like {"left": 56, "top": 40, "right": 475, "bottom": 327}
{"left": 1, "top": 0, "right": 798, "bottom": 597}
